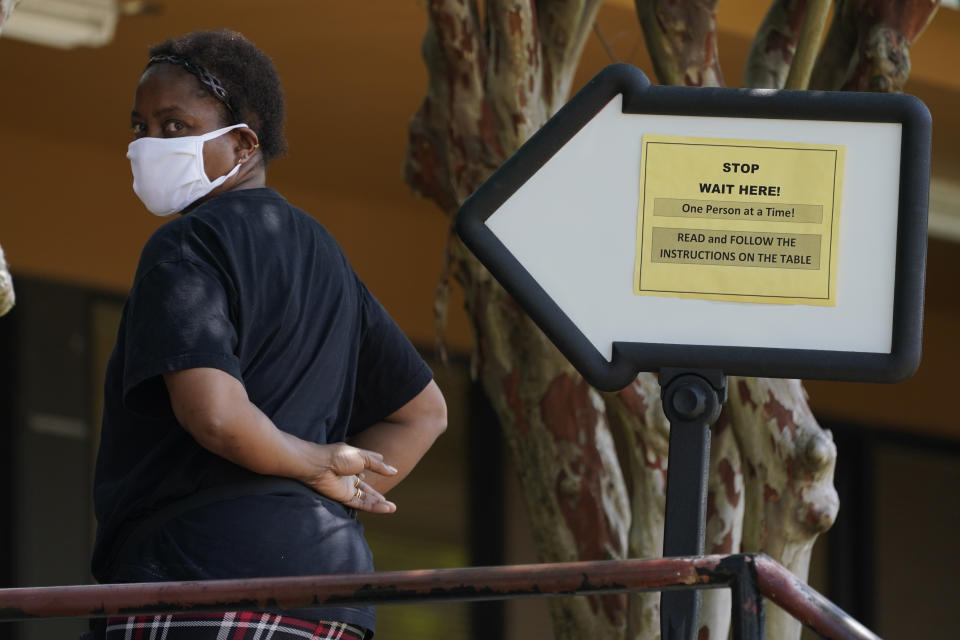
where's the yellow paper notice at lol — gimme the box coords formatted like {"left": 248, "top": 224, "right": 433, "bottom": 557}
{"left": 634, "top": 135, "right": 844, "bottom": 305}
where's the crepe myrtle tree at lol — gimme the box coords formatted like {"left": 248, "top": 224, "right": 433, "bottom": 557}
{"left": 0, "top": 0, "right": 17, "bottom": 317}
{"left": 0, "top": 245, "right": 12, "bottom": 317}
{"left": 404, "top": 2, "right": 937, "bottom": 639}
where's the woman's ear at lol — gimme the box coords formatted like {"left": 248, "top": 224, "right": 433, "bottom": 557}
{"left": 234, "top": 127, "right": 261, "bottom": 164}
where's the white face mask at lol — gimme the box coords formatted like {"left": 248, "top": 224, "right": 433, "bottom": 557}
{"left": 127, "top": 123, "right": 251, "bottom": 216}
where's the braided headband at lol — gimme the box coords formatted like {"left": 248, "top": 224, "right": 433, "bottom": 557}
{"left": 147, "top": 54, "right": 238, "bottom": 121}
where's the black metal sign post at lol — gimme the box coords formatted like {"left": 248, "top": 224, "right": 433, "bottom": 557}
{"left": 658, "top": 368, "right": 729, "bottom": 640}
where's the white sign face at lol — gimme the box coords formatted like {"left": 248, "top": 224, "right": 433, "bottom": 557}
{"left": 486, "top": 95, "right": 902, "bottom": 361}
{"left": 457, "top": 64, "right": 929, "bottom": 389}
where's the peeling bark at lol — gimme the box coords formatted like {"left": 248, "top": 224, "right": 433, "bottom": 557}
{"left": 0, "top": 244, "right": 13, "bottom": 317}
{"left": 783, "top": 0, "right": 831, "bottom": 90}
{"left": 486, "top": 2, "right": 546, "bottom": 151}
{"left": 744, "top": 0, "right": 809, "bottom": 89}
{"left": 456, "top": 242, "right": 630, "bottom": 637}
{"left": 727, "top": 377, "right": 839, "bottom": 640}
{"left": 0, "top": 0, "right": 21, "bottom": 36}
{"left": 810, "top": 0, "right": 940, "bottom": 92}
{"left": 634, "top": 0, "right": 724, "bottom": 87}
{"left": 604, "top": 375, "right": 668, "bottom": 638}
{"left": 809, "top": 0, "right": 860, "bottom": 91}
{"left": 407, "top": 2, "right": 626, "bottom": 638}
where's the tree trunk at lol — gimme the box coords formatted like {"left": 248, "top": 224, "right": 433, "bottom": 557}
{"left": 0, "top": 244, "right": 13, "bottom": 317}
{"left": 744, "top": 0, "right": 810, "bottom": 89}
{"left": 810, "top": 0, "right": 940, "bottom": 92}
{"left": 633, "top": 0, "right": 724, "bottom": 86}
{"left": 455, "top": 244, "right": 631, "bottom": 637}
{"left": 782, "top": 0, "right": 832, "bottom": 90}
{"left": 603, "top": 376, "right": 670, "bottom": 638}
{"left": 0, "top": 0, "right": 19, "bottom": 35}
{"left": 726, "top": 378, "right": 838, "bottom": 640}
{"left": 406, "top": 3, "right": 630, "bottom": 638}
{"left": 1, "top": 1, "right": 19, "bottom": 317}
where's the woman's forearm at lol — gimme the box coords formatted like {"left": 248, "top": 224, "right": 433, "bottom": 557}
{"left": 164, "top": 367, "right": 313, "bottom": 478}
{"left": 191, "top": 396, "right": 314, "bottom": 479}
{"left": 163, "top": 367, "right": 398, "bottom": 512}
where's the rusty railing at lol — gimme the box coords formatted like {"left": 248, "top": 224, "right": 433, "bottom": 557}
{"left": 0, "top": 553, "right": 879, "bottom": 640}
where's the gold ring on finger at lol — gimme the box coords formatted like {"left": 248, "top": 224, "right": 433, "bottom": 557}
{"left": 355, "top": 487, "right": 363, "bottom": 501}
{"left": 354, "top": 476, "right": 361, "bottom": 488}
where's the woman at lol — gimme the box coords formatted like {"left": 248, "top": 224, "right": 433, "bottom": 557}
{"left": 91, "top": 29, "right": 447, "bottom": 640}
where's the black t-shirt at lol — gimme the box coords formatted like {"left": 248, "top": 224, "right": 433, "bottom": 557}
{"left": 91, "top": 188, "right": 433, "bottom": 632}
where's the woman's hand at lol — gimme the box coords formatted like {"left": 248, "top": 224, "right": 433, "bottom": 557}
{"left": 294, "top": 440, "right": 399, "bottom": 514}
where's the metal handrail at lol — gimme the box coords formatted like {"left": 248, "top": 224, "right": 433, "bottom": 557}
{"left": 0, "top": 553, "right": 879, "bottom": 640}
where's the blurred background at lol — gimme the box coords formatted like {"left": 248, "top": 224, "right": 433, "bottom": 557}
{"left": 0, "top": 1, "right": 958, "bottom": 639}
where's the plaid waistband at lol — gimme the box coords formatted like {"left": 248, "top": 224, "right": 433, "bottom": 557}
{"left": 104, "top": 612, "right": 367, "bottom": 639}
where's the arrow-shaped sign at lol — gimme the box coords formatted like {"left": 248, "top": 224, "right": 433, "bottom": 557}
{"left": 456, "top": 64, "right": 930, "bottom": 391}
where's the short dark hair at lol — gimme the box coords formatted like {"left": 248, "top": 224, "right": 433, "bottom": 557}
{"left": 148, "top": 29, "right": 287, "bottom": 162}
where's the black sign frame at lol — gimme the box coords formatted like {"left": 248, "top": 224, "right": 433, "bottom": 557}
{"left": 456, "top": 64, "right": 931, "bottom": 391}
